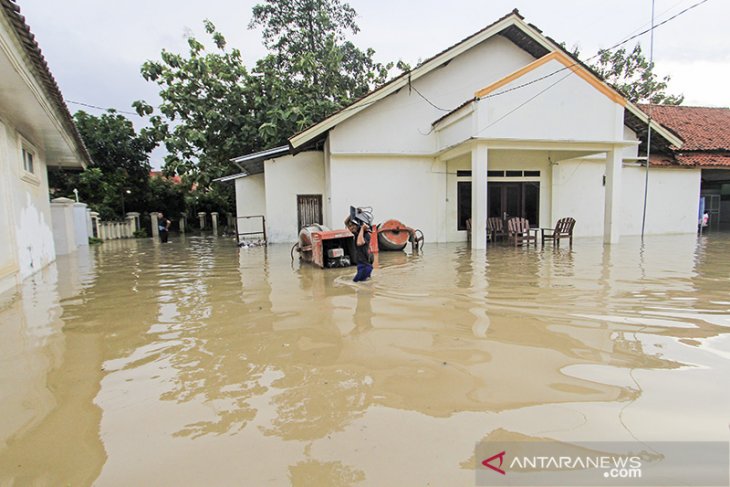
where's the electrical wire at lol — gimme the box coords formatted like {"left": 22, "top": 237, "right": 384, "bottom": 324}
{"left": 475, "top": 71, "right": 575, "bottom": 136}
{"left": 65, "top": 0, "right": 709, "bottom": 132}
{"left": 482, "top": 0, "right": 709, "bottom": 102}
{"left": 411, "top": 85, "right": 450, "bottom": 112}
{"left": 67, "top": 99, "right": 141, "bottom": 116}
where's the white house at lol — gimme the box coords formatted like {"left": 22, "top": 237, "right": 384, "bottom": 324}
{"left": 0, "top": 1, "right": 91, "bottom": 295}
{"left": 225, "top": 10, "right": 696, "bottom": 248}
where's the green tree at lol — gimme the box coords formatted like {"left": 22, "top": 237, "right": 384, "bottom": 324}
{"left": 148, "top": 174, "right": 187, "bottom": 220}
{"left": 49, "top": 110, "right": 157, "bottom": 220}
{"left": 135, "top": 20, "right": 261, "bottom": 189}
{"left": 591, "top": 44, "right": 683, "bottom": 105}
{"left": 249, "top": 0, "right": 395, "bottom": 134}
{"left": 135, "top": 1, "right": 402, "bottom": 196}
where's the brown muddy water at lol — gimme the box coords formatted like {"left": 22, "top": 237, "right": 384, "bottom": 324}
{"left": 0, "top": 234, "right": 728, "bottom": 486}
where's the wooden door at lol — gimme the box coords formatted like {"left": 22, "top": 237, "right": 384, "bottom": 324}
{"left": 297, "top": 194, "right": 323, "bottom": 230}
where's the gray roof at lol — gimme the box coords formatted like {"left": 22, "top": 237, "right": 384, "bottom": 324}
{"left": 215, "top": 145, "right": 290, "bottom": 182}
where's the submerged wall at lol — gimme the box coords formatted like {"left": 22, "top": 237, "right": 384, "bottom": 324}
{"left": 0, "top": 119, "right": 56, "bottom": 295}
{"left": 554, "top": 157, "right": 701, "bottom": 237}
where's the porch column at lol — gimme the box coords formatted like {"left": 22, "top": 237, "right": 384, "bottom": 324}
{"left": 603, "top": 147, "right": 622, "bottom": 244}
{"left": 471, "top": 141, "right": 488, "bottom": 249}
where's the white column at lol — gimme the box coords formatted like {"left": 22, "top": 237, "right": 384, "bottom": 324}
{"left": 50, "top": 197, "right": 77, "bottom": 254}
{"left": 470, "top": 141, "right": 488, "bottom": 249}
{"left": 150, "top": 212, "right": 159, "bottom": 238}
{"left": 604, "top": 147, "right": 623, "bottom": 244}
{"left": 126, "top": 212, "right": 140, "bottom": 231}
{"left": 90, "top": 212, "right": 100, "bottom": 238}
{"left": 86, "top": 208, "right": 93, "bottom": 239}
{"left": 550, "top": 162, "right": 560, "bottom": 227}
{"left": 125, "top": 215, "right": 135, "bottom": 237}
{"left": 198, "top": 212, "right": 206, "bottom": 230}
{"left": 211, "top": 212, "right": 219, "bottom": 234}
{"left": 72, "top": 203, "right": 89, "bottom": 247}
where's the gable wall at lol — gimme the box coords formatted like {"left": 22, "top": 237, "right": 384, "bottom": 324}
{"left": 329, "top": 36, "right": 536, "bottom": 155}
{"left": 476, "top": 58, "right": 624, "bottom": 142}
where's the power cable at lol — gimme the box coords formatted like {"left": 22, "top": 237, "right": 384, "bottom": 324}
{"left": 482, "top": 0, "right": 709, "bottom": 102}
{"left": 475, "top": 71, "right": 575, "bottom": 136}
{"left": 66, "top": 99, "right": 140, "bottom": 117}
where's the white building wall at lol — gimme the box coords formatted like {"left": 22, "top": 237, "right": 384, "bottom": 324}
{"left": 0, "top": 121, "right": 19, "bottom": 295}
{"left": 553, "top": 158, "right": 606, "bottom": 237}
{"left": 234, "top": 173, "right": 266, "bottom": 218}
{"left": 329, "top": 155, "right": 448, "bottom": 243}
{"left": 264, "top": 151, "right": 325, "bottom": 243}
{"left": 621, "top": 166, "right": 701, "bottom": 235}
{"left": 234, "top": 173, "right": 267, "bottom": 240}
{"left": 0, "top": 119, "right": 56, "bottom": 291}
{"left": 330, "top": 36, "right": 536, "bottom": 155}
{"left": 554, "top": 157, "right": 701, "bottom": 237}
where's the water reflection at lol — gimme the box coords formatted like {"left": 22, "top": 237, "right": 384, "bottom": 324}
{"left": 0, "top": 248, "right": 102, "bottom": 486}
{"left": 0, "top": 234, "right": 728, "bottom": 485}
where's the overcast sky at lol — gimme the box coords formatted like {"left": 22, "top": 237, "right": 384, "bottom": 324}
{"left": 17, "top": 0, "right": 730, "bottom": 167}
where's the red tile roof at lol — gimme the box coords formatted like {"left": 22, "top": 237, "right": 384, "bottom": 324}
{"left": 649, "top": 153, "right": 730, "bottom": 168}
{"left": 640, "top": 105, "right": 730, "bottom": 168}
{"left": 640, "top": 105, "right": 730, "bottom": 151}
{"left": 677, "top": 153, "right": 730, "bottom": 167}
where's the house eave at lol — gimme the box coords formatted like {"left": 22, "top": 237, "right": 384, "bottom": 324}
{"left": 289, "top": 11, "right": 559, "bottom": 150}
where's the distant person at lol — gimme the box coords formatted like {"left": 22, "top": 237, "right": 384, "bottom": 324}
{"left": 158, "top": 212, "right": 171, "bottom": 243}
{"left": 345, "top": 215, "right": 373, "bottom": 282}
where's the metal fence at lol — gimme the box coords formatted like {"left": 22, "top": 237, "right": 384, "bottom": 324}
{"left": 236, "top": 215, "right": 267, "bottom": 244}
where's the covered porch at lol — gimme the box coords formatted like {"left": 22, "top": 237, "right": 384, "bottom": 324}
{"left": 437, "top": 140, "right": 634, "bottom": 248}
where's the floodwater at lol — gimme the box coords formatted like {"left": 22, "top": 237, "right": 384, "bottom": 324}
{"left": 0, "top": 234, "right": 728, "bottom": 486}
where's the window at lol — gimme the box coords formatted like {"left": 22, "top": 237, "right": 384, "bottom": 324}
{"left": 456, "top": 170, "right": 472, "bottom": 177}
{"left": 19, "top": 138, "right": 40, "bottom": 185}
{"left": 22, "top": 148, "right": 34, "bottom": 174}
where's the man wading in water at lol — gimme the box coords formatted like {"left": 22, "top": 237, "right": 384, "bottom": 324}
{"left": 345, "top": 215, "right": 373, "bottom": 282}
{"left": 158, "top": 212, "right": 171, "bottom": 243}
